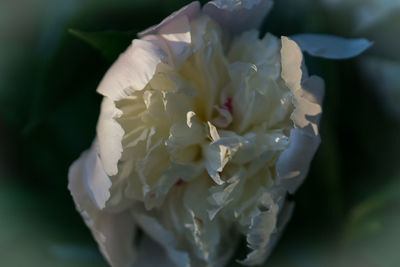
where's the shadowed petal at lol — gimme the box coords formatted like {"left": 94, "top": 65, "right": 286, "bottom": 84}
{"left": 276, "top": 129, "right": 321, "bottom": 193}
{"left": 134, "top": 236, "right": 177, "bottom": 267}
{"left": 68, "top": 142, "right": 136, "bottom": 267}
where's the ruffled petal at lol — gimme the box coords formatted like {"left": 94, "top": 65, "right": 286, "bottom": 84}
{"left": 239, "top": 192, "right": 279, "bottom": 265}
{"left": 291, "top": 34, "right": 373, "bottom": 59}
{"left": 241, "top": 199, "right": 294, "bottom": 265}
{"left": 68, "top": 142, "right": 136, "bottom": 267}
{"left": 97, "top": 97, "right": 124, "bottom": 176}
{"left": 279, "top": 37, "right": 323, "bottom": 193}
{"left": 97, "top": 39, "right": 166, "bottom": 101}
{"left": 203, "top": 0, "right": 274, "bottom": 35}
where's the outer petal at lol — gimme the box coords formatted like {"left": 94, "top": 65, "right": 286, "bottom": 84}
{"left": 134, "top": 236, "right": 177, "bottom": 267}
{"left": 133, "top": 211, "right": 190, "bottom": 267}
{"left": 291, "top": 34, "right": 373, "bottom": 59}
{"left": 82, "top": 140, "right": 112, "bottom": 209}
{"left": 276, "top": 129, "right": 321, "bottom": 193}
{"left": 138, "top": 1, "right": 201, "bottom": 37}
{"left": 203, "top": 0, "right": 273, "bottom": 35}
{"left": 68, "top": 142, "right": 136, "bottom": 267}
{"left": 97, "top": 39, "right": 166, "bottom": 101}
{"left": 279, "top": 37, "right": 323, "bottom": 193}
{"left": 97, "top": 97, "right": 124, "bottom": 177}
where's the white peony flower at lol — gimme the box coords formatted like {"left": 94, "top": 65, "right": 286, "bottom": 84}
{"left": 68, "top": 1, "right": 371, "bottom": 266}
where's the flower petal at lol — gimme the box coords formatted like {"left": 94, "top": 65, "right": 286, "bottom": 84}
{"left": 276, "top": 129, "right": 321, "bottom": 193}
{"left": 241, "top": 199, "right": 294, "bottom": 265}
{"left": 291, "top": 34, "right": 373, "bottom": 59}
{"left": 97, "top": 97, "right": 124, "bottom": 177}
{"left": 239, "top": 192, "right": 279, "bottom": 265}
{"left": 83, "top": 140, "right": 112, "bottom": 210}
{"left": 280, "top": 36, "right": 302, "bottom": 91}
{"left": 68, "top": 142, "right": 136, "bottom": 267}
{"left": 134, "top": 236, "right": 177, "bottom": 267}
{"left": 203, "top": 0, "right": 274, "bottom": 35}
{"left": 279, "top": 37, "right": 323, "bottom": 193}
{"left": 97, "top": 39, "right": 166, "bottom": 101}
{"left": 138, "top": 1, "right": 201, "bottom": 37}
{"left": 281, "top": 36, "right": 325, "bottom": 137}
{"left": 133, "top": 211, "right": 190, "bottom": 267}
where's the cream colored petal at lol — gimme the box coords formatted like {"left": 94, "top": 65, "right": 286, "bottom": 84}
{"left": 68, "top": 142, "right": 136, "bottom": 267}
{"left": 203, "top": 0, "right": 274, "bottom": 35}
{"left": 97, "top": 39, "right": 166, "bottom": 101}
{"left": 281, "top": 36, "right": 302, "bottom": 92}
{"left": 97, "top": 97, "right": 124, "bottom": 177}
{"left": 138, "top": 1, "right": 201, "bottom": 37}
{"left": 291, "top": 34, "right": 373, "bottom": 59}
{"left": 281, "top": 36, "right": 325, "bottom": 136}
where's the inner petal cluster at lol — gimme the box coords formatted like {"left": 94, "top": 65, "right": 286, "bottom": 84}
{"left": 105, "top": 15, "right": 295, "bottom": 265}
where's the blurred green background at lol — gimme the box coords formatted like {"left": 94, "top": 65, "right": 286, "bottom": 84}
{"left": 1, "top": 0, "right": 399, "bottom": 266}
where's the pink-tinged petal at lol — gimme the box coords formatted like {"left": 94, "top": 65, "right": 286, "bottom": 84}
{"left": 97, "top": 97, "right": 124, "bottom": 177}
{"left": 203, "top": 0, "right": 273, "bottom": 35}
{"left": 68, "top": 142, "right": 136, "bottom": 267}
{"left": 139, "top": 1, "right": 201, "bottom": 37}
{"left": 291, "top": 34, "right": 373, "bottom": 59}
{"left": 97, "top": 39, "right": 166, "bottom": 101}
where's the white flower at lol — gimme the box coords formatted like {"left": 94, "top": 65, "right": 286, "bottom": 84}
{"left": 68, "top": 1, "right": 371, "bottom": 266}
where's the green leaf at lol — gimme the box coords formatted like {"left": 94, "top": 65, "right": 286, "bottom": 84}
{"left": 69, "top": 29, "right": 137, "bottom": 62}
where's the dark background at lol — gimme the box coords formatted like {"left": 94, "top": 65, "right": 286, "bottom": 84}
{"left": 1, "top": 0, "right": 399, "bottom": 266}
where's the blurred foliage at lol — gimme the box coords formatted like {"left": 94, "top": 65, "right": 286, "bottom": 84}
{"left": 0, "top": 0, "right": 399, "bottom": 266}
{"left": 68, "top": 29, "right": 137, "bottom": 62}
